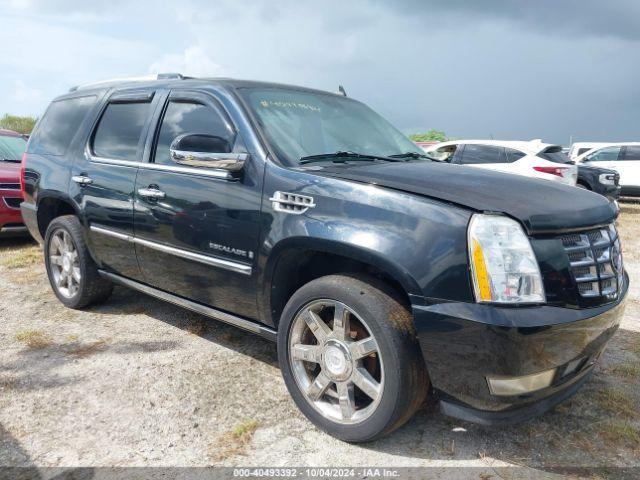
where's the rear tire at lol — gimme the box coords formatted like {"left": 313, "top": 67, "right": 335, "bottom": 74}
{"left": 44, "top": 215, "right": 113, "bottom": 309}
{"left": 278, "top": 274, "right": 428, "bottom": 442}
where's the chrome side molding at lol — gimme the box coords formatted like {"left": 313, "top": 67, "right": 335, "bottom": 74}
{"left": 89, "top": 224, "right": 252, "bottom": 276}
{"left": 98, "top": 270, "right": 277, "bottom": 341}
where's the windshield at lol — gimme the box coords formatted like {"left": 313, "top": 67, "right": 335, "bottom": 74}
{"left": 240, "top": 88, "right": 425, "bottom": 166}
{"left": 539, "top": 146, "right": 572, "bottom": 164}
{"left": 0, "top": 135, "right": 27, "bottom": 162}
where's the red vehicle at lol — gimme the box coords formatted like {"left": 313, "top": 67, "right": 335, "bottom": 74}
{"left": 0, "top": 129, "right": 28, "bottom": 236}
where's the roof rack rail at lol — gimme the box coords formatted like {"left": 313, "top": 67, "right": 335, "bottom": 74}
{"left": 69, "top": 73, "right": 185, "bottom": 92}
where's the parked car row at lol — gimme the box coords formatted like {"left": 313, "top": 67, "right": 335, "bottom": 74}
{"left": 421, "top": 139, "right": 637, "bottom": 202}
{"left": 12, "top": 75, "right": 630, "bottom": 443}
{"left": 0, "top": 129, "right": 28, "bottom": 236}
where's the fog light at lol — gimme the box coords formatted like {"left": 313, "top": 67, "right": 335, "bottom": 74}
{"left": 486, "top": 369, "right": 556, "bottom": 396}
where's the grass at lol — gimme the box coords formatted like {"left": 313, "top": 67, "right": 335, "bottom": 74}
{"left": 15, "top": 329, "right": 53, "bottom": 349}
{"left": 0, "top": 245, "right": 41, "bottom": 269}
{"left": 599, "top": 421, "right": 640, "bottom": 450}
{"left": 595, "top": 387, "right": 637, "bottom": 419}
{"left": 611, "top": 363, "right": 640, "bottom": 380}
{"left": 66, "top": 340, "right": 107, "bottom": 358}
{"left": 209, "top": 419, "right": 261, "bottom": 462}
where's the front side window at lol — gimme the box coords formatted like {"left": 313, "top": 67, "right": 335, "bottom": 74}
{"left": 587, "top": 146, "right": 621, "bottom": 162}
{"left": 154, "top": 100, "right": 235, "bottom": 166}
{"left": 92, "top": 101, "right": 151, "bottom": 161}
{"left": 240, "top": 88, "right": 423, "bottom": 166}
{"left": 30, "top": 95, "right": 96, "bottom": 156}
{"left": 460, "top": 144, "right": 504, "bottom": 164}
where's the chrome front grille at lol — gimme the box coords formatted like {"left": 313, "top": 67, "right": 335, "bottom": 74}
{"left": 561, "top": 224, "right": 623, "bottom": 299}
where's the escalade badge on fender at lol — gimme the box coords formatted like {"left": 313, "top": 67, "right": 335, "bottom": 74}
{"left": 269, "top": 191, "right": 316, "bottom": 214}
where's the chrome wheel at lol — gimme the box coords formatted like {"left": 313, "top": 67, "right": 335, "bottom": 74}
{"left": 289, "top": 299, "right": 384, "bottom": 425}
{"left": 48, "top": 229, "right": 81, "bottom": 298}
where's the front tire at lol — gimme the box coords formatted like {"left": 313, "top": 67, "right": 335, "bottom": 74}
{"left": 278, "top": 274, "right": 428, "bottom": 442}
{"left": 44, "top": 215, "right": 113, "bottom": 309}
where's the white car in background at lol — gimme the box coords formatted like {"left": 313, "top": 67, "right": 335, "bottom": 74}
{"left": 568, "top": 142, "right": 608, "bottom": 160}
{"left": 422, "top": 140, "right": 578, "bottom": 186}
{"left": 575, "top": 143, "right": 640, "bottom": 196}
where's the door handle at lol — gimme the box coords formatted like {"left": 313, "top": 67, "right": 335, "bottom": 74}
{"left": 72, "top": 175, "right": 93, "bottom": 186}
{"left": 138, "top": 187, "right": 166, "bottom": 199}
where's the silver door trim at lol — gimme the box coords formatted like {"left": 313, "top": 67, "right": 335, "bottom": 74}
{"left": 98, "top": 270, "right": 276, "bottom": 341}
{"left": 89, "top": 224, "right": 252, "bottom": 275}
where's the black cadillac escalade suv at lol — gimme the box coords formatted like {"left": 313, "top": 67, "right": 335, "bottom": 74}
{"left": 21, "top": 75, "right": 628, "bottom": 442}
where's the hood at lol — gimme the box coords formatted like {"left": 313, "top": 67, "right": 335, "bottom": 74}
{"left": 0, "top": 161, "right": 20, "bottom": 184}
{"left": 311, "top": 161, "right": 617, "bottom": 235}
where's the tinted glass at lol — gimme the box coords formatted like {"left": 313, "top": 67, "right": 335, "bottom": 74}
{"left": 577, "top": 147, "right": 591, "bottom": 156}
{"left": 539, "top": 146, "right": 571, "bottom": 164}
{"left": 622, "top": 146, "right": 640, "bottom": 160}
{"left": 92, "top": 102, "right": 151, "bottom": 161}
{"left": 587, "top": 146, "right": 621, "bottom": 162}
{"left": 29, "top": 95, "right": 96, "bottom": 155}
{"left": 154, "top": 101, "right": 234, "bottom": 165}
{"left": 505, "top": 148, "right": 527, "bottom": 163}
{"left": 0, "top": 135, "right": 27, "bottom": 162}
{"left": 240, "top": 88, "right": 424, "bottom": 166}
{"left": 460, "top": 144, "right": 504, "bottom": 164}
{"left": 430, "top": 145, "right": 457, "bottom": 162}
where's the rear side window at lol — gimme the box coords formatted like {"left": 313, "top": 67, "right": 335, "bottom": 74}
{"left": 460, "top": 144, "right": 505, "bottom": 164}
{"left": 505, "top": 148, "right": 526, "bottom": 163}
{"left": 92, "top": 102, "right": 151, "bottom": 161}
{"left": 30, "top": 95, "right": 96, "bottom": 155}
{"left": 621, "top": 146, "right": 640, "bottom": 160}
{"left": 538, "top": 146, "right": 571, "bottom": 164}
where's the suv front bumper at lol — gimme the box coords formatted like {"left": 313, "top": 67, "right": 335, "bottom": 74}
{"left": 412, "top": 272, "right": 628, "bottom": 425}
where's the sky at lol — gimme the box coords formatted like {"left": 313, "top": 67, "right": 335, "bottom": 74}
{"left": 0, "top": 0, "right": 638, "bottom": 145}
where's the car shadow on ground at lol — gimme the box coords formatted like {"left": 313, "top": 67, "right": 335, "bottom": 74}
{"left": 85, "top": 286, "right": 640, "bottom": 475}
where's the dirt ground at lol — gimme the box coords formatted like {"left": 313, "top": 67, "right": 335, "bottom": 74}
{"left": 0, "top": 202, "right": 639, "bottom": 478}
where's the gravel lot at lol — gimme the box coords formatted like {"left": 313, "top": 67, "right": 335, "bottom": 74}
{"left": 1, "top": 202, "right": 639, "bottom": 478}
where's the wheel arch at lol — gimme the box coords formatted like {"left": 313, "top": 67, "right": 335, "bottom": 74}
{"left": 36, "top": 194, "right": 80, "bottom": 239}
{"left": 260, "top": 237, "right": 422, "bottom": 329}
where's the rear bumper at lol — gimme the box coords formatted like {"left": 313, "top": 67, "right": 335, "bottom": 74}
{"left": 0, "top": 194, "right": 27, "bottom": 237}
{"left": 19, "top": 202, "right": 41, "bottom": 242}
{"left": 413, "top": 272, "right": 628, "bottom": 423}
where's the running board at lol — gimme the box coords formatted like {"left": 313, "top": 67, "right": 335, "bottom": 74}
{"left": 98, "top": 270, "right": 277, "bottom": 342}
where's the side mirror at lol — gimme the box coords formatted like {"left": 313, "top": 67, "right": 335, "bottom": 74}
{"left": 169, "top": 134, "right": 247, "bottom": 172}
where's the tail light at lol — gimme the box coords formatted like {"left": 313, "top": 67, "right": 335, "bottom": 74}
{"left": 533, "top": 166, "right": 568, "bottom": 178}
{"left": 20, "top": 152, "right": 27, "bottom": 200}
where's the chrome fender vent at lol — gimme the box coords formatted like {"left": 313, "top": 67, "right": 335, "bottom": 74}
{"left": 269, "top": 191, "right": 316, "bottom": 215}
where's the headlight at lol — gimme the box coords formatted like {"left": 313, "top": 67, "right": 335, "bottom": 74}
{"left": 468, "top": 214, "right": 545, "bottom": 303}
{"left": 598, "top": 173, "right": 616, "bottom": 186}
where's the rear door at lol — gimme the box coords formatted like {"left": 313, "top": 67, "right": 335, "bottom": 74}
{"left": 72, "top": 89, "right": 158, "bottom": 280}
{"left": 618, "top": 146, "right": 640, "bottom": 189}
{"left": 133, "top": 90, "right": 263, "bottom": 319}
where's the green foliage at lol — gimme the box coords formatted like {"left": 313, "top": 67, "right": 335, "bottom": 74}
{"left": 0, "top": 114, "right": 38, "bottom": 134}
{"left": 408, "top": 130, "right": 447, "bottom": 142}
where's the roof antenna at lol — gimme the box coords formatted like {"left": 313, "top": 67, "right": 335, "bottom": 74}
{"left": 338, "top": 85, "right": 347, "bottom": 97}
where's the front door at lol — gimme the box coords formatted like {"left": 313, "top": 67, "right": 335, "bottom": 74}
{"left": 619, "top": 146, "right": 640, "bottom": 189}
{"left": 73, "top": 89, "right": 158, "bottom": 280}
{"left": 133, "top": 90, "right": 264, "bottom": 319}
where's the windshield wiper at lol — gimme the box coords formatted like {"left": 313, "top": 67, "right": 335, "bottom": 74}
{"left": 299, "top": 151, "right": 402, "bottom": 165}
{"left": 388, "top": 152, "right": 433, "bottom": 160}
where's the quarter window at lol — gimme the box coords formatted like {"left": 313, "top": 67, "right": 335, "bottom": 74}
{"left": 460, "top": 145, "right": 504, "bottom": 164}
{"left": 153, "top": 100, "right": 235, "bottom": 166}
{"left": 29, "top": 95, "right": 96, "bottom": 156}
{"left": 92, "top": 102, "right": 151, "bottom": 161}
{"left": 505, "top": 148, "right": 527, "bottom": 163}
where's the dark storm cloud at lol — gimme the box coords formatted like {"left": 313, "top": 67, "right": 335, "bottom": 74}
{"left": 380, "top": 0, "right": 640, "bottom": 41}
